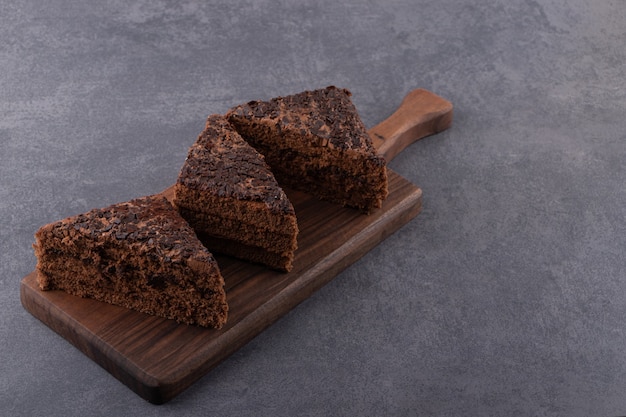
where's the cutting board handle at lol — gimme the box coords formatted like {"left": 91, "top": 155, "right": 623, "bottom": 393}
{"left": 368, "top": 89, "right": 453, "bottom": 162}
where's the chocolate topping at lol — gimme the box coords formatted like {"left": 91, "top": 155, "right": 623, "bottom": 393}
{"left": 227, "top": 86, "right": 379, "bottom": 153}
{"left": 177, "top": 115, "right": 294, "bottom": 215}
{"left": 45, "top": 195, "right": 208, "bottom": 261}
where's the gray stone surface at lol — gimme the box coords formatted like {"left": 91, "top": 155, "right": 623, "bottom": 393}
{"left": 2, "top": 0, "right": 625, "bottom": 415}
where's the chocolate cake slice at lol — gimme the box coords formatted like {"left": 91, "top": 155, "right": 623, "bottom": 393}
{"left": 175, "top": 114, "right": 298, "bottom": 272}
{"left": 33, "top": 195, "right": 228, "bottom": 329}
{"left": 226, "top": 86, "right": 388, "bottom": 213}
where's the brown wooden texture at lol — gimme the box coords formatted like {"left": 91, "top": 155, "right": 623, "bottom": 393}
{"left": 20, "top": 89, "right": 452, "bottom": 404}
{"left": 369, "top": 89, "right": 453, "bottom": 162}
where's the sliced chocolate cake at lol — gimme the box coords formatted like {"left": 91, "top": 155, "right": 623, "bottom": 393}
{"left": 33, "top": 195, "right": 228, "bottom": 329}
{"left": 175, "top": 114, "right": 298, "bottom": 272}
{"left": 226, "top": 86, "right": 388, "bottom": 213}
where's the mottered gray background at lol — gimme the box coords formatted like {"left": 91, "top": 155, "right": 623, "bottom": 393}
{"left": 2, "top": 1, "right": 625, "bottom": 416}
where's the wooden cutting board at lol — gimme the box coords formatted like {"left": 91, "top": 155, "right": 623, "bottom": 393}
{"left": 20, "top": 89, "right": 453, "bottom": 404}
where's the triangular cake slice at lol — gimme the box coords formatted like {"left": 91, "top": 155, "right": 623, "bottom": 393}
{"left": 174, "top": 114, "right": 298, "bottom": 272}
{"left": 226, "top": 86, "right": 388, "bottom": 213}
{"left": 33, "top": 195, "right": 228, "bottom": 329}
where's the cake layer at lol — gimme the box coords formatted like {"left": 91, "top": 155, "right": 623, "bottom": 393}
{"left": 225, "top": 134, "right": 387, "bottom": 210}
{"left": 174, "top": 185, "right": 297, "bottom": 234}
{"left": 224, "top": 120, "right": 386, "bottom": 177}
{"left": 33, "top": 195, "right": 228, "bottom": 328}
{"left": 177, "top": 206, "right": 297, "bottom": 253}
{"left": 36, "top": 253, "right": 226, "bottom": 328}
{"left": 198, "top": 234, "right": 294, "bottom": 272}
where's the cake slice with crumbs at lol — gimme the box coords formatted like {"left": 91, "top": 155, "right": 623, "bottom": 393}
{"left": 33, "top": 195, "right": 228, "bottom": 329}
{"left": 175, "top": 114, "right": 298, "bottom": 272}
{"left": 226, "top": 86, "right": 388, "bottom": 213}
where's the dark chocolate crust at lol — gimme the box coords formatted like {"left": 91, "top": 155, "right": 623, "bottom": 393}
{"left": 228, "top": 86, "right": 379, "bottom": 153}
{"left": 38, "top": 195, "right": 207, "bottom": 256}
{"left": 177, "top": 114, "right": 294, "bottom": 215}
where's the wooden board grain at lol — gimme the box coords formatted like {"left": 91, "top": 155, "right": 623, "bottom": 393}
{"left": 20, "top": 88, "right": 452, "bottom": 404}
{"left": 20, "top": 171, "right": 422, "bottom": 404}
